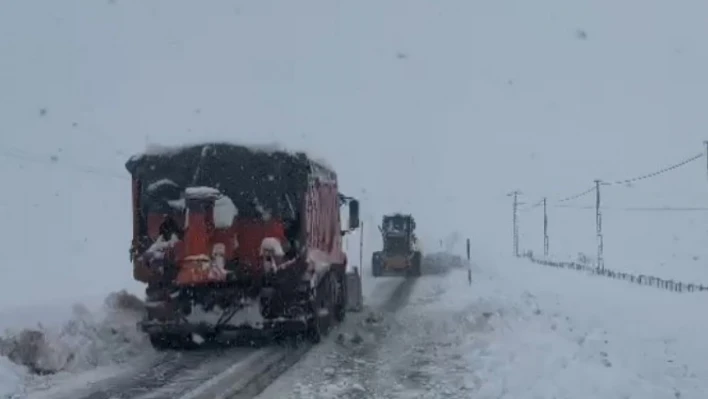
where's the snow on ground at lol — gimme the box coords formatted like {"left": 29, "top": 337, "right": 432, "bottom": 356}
{"left": 259, "top": 251, "right": 707, "bottom": 399}
{"left": 256, "top": 253, "right": 475, "bottom": 399}
{"left": 466, "top": 252, "right": 708, "bottom": 399}
{"left": 0, "top": 291, "right": 152, "bottom": 398}
{"left": 0, "top": 357, "right": 26, "bottom": 399}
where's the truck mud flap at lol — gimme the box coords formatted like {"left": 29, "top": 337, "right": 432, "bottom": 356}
{"left": 345, "top": 267, "right": 363, "bottom": 312}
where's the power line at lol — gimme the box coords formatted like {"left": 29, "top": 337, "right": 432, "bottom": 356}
{"left": 557, "top": 186, "right": 596, "bottom": 203}
{"left": 524, "top": 151, "right": 705, "bottom": 210}
{"left": 521, "top": 186, "right": 595, "bottom": 212}
{"left": 0, "top": 147, "right": 128, "bottom": 181}
{"left": 554, "top": 204, "right": 708, "bottom": 212}
{"left": 529, "top": 199, "right": 544, "bottom": 208}
{"left": 519, "top": 198, "right": 543, "bottom": 212}
{"left": 604, "top": 152, "right": 704, "bottom": 186}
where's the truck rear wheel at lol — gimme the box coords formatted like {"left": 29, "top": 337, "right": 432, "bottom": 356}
{"left": 306, "top": 272, "right": 335, "bottom": 343}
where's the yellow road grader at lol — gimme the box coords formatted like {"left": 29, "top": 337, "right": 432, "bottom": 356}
{"left": 371, "top": 213, "right": 422, "bottom": 277}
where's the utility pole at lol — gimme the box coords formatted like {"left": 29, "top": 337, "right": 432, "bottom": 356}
{"left": 507, "top": 191, "right": 521, "bottom": 257}
{"left": 594, "top": 180, "right": 604, "bottom": 272}
{"left": 543, "top": 197, "right": 549, "bottom": 257}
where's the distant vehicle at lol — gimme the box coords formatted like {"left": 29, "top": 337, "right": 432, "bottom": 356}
{"left": 125, "top": 142, "right": 362, "bottom": 349}
{"left": 371, "top": 213, "right": 422, "bottom": 277}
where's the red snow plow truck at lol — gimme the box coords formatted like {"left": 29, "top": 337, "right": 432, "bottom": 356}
{"left": 126, "top": 142, "right": 362, "bottom": 350}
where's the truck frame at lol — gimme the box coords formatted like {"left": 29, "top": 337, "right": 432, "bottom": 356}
{"left": 125, "top": 142, "right": 361, "bottom": 349}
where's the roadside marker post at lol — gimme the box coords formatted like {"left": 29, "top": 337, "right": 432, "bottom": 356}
{"left": 466, "top": 238, "right": 471, "bottom": 285}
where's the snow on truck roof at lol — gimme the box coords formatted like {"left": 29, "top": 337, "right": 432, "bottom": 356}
{"left": 125, "top": 141, "right": 338, "bottom": 220}
{"left": 126, "top": 141, "right": 335, "bottom": 174}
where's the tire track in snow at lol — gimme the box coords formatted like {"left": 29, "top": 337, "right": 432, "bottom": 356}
{"left": 380, "top": 277, "right": 418, "bottom": 313}
{"left": 342, "top": 276, "right": 434, "bottom": 398}
{"left": 181, "top": 340, "right": 314, "bottom": 399}
{"left": 254, "top": 274, "right": 429, "bottom": 399}
{"left": 225, "top": 277, "right": 419, "bottom": 399}
{"left": 61, "top": 347, "right": 254, "bottom": 399}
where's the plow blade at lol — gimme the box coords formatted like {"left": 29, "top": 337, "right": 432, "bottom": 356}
{"left": 345, "top": 267, "right": 363, "bottom": 312}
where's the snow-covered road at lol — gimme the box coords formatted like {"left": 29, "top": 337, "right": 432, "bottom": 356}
{"left": 6, "top": 251, "right": 707, "bottom": 399}
{"left": 257, "top": 252, "right": 708, "bottom": 399}
{"left": 257, "top": 261, "right": 472, "bottom": 399}
{"left": 36, "top": 347, "right": 257, "bottom": 399}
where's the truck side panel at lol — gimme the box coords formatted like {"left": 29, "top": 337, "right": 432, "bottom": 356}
{"left": 305, "top": 171, "right": 346, "bottom": 267}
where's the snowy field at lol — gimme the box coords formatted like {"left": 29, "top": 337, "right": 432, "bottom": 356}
{"left": 259, "top": 252, "right": 708, "bottom": 399}
{"left": 477, "top": 254, "right": 707, "bottom": 398}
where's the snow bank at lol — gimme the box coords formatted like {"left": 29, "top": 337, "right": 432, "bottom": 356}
{"left": 0, "top": 356, "right": 26, "bottom": 398}
{"left": 0, "top": 291, "right": 150, "bottom": 396}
